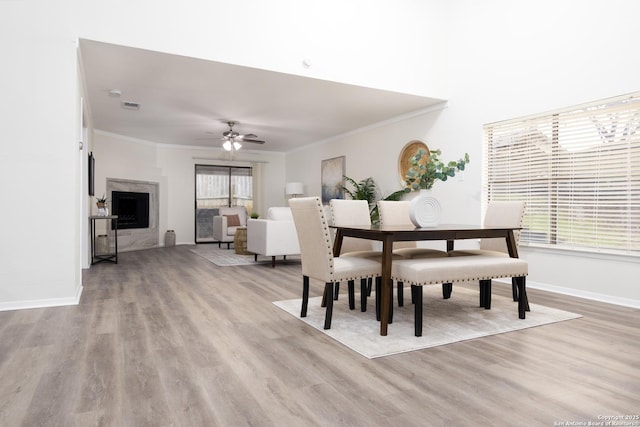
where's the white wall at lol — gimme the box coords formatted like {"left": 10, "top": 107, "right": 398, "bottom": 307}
{"left": 444, "top": 0, "right": 640, "bottom": 306}
{"left": 0, "top": 1, "right": 83, "bottom": 310}
{"left": 93, "top": 132, "right": 287, "bottom": 245}
{"left": 2, "top": 0, "right": 637, "bottom": 310}
{"left": 286, "top": 105, "right": 476, "bottom": 224}
{"left": 287, "top": 0, "right": 640, "bottom": 306}
{"left": 0, "top": 0, "right": 444, "bottom": 309}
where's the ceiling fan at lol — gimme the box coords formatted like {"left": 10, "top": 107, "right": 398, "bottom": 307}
{"left": 221, "top": 121, "right": 265, "bottom": 151}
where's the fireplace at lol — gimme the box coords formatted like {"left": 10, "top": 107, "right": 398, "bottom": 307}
{"left": 111, "top": 191, "right": 150, "bottom": 230}
{"left": 106, "top": 178, "right": 159, "bottom": 252}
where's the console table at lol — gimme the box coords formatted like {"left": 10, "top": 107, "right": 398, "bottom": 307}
{"left": 90, "top": 215, "right": 118, "bottom": 265}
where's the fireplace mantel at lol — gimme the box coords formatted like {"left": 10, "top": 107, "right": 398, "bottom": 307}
{"left": 105, "top": 178, "right": 159, "bottom": 252}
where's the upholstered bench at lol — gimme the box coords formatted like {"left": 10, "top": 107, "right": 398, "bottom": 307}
{"left": 391, "top": 255, "right": 529, "bottom": 336}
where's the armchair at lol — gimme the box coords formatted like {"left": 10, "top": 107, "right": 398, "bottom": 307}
{"left": 247, "top": 207, "right": 300, "bottom": 267}
{"left": 212, "top": 206, "right": 248, "bottom": 249}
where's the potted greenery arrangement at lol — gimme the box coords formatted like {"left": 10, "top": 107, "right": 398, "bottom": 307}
{"left": 403, "top": 148, "right": 470, "bottom": 226}
{"left": 403, "top": 148, "right": 470, "bottom": 191}
{"left": 95, "top": 194, "right": 109, "bottom": 216}
{"left": 342, "top": 176, "right": 405, "bottom": 224}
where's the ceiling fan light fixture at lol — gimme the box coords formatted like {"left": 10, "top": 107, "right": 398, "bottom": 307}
{"left": 218, "top": 121, "right": 263, "bottom": 150}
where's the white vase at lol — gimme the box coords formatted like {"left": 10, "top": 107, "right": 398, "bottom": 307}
{"left": 409, "top": 189, "right": 441, "bottom": 227}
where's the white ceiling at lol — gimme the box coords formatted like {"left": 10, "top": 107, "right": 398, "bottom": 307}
{"left": 80, "top": 39, "right": 444, "bottom": 153}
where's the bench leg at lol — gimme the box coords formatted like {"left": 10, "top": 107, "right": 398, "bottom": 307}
{"left": 442, "top": 282, "right": 452, "bottom": 299}
{"left": 412, "top": 285, "right": 423, "bottom": 337}
{"left": 301, "top": 275, "right": 310, "bottom": 317}
{"left": 334, "top": 282, "right": 340, "bottom": 300}
{"left": 324, "top": 282, "right": 334, "bottom": 329}
{"left": 479, "top": 279, "right": 492, "bottom": 309}
{"left": 397, "top": 281, "right": 404, "bottom": 307}
{"left": 512, "top": 277, "right": 518, "bottom": 301}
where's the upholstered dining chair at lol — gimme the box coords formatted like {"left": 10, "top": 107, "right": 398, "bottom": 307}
{"left": 330, "top": 199, "right": 399, "bottom": 314}
{"left": 448, "top": 201, "right": 526, "bottom": 300}
{"left": 289, "top": 197, "right": 382, "bottom": 329}
{"left": 377, "top": 200, "right": 449, "bottom": 302}
{"left": 329, "top": 199, "right": 376, "bottom": 307}
{"left": 329, "top": 199, "right": 378, "bottom": 256}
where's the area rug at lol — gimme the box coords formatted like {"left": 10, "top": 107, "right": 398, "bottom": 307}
{"left": 190, "top": 245, "right": 300, "bottom": 267}
{"left": 273, "top": 285, "right": 581, "bottom": 359}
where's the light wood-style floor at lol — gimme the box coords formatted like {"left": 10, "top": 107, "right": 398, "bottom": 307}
{"left": 1, "top": 246, "right": 638, "bottom": 426}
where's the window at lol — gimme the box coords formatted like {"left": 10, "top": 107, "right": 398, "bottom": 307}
{"left": 194, "top": 165, "right": 253, "bottom": 242}
{"left": 483, "top": 92, "right": 640, "bottom": 256}
{"left": 195, "top": 165, "right": 253, "bottom": 210}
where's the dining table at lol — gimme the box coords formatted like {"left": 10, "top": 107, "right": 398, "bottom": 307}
{"left": 331, "top": 224, "right": 521, "bottom": 336}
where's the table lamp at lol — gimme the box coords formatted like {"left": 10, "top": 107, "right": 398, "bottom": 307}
{"left": 285, "top": 182, "right": 304, "bottom": 198}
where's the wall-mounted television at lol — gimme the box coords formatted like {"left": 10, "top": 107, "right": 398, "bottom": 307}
{"left": 88, "top": 152, "right": 95, "bottom": 196}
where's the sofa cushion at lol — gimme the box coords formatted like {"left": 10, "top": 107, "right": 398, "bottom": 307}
{"left": 219, "top": 206, "right": 247, "bottom": 225}
{"left": 225, "top": 214, "right": 241, "bottom": 226}
{"left": 267, "top": 207, "right": 293, "bottom": 221}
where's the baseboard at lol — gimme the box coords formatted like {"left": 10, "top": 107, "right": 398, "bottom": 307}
{"left": 0, "top": 285, "right": 83, "bottom": 312}
{"left": 494, "top": 278, "right": 640, "bottom": 309}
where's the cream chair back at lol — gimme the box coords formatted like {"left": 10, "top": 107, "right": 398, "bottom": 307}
{"left": 289, "top": 197, "right": 335, "bottom": 281}
{"left": 329, "top": 199, "right": 374, "bottom": 254}
{"left": 480, "top": 201, "right": 526, "bottom": 253}
{"left": 377, "top": 200, "right": 416, "bottom": 249}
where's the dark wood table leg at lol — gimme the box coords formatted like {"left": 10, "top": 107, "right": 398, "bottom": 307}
{"left": 379, "top": 234, "right": 394, "bottom": 336}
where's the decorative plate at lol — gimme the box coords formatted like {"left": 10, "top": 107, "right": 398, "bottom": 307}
{"left": 398, "top": 140, "right": 430, "bottom": 183}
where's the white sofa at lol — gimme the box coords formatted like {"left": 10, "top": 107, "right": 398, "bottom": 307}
{"left": 247, "top": 207, "right": 300, "bottom": 267}
{"left": 212, "top": 206, "right": 248, "bottom": 249}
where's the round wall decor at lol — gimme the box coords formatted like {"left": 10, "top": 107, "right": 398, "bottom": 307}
{"left": 398, "top": 140, "right": 430, "bottom": 183}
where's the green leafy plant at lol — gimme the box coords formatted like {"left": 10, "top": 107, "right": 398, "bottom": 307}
{"left": 404, "top": 148, "right": 470, "bottom": 191}
{"left": 342, "top": 176, "right": 405, "bottom": 224}
{"left": 95, "top": 193, "right": 108, "bottom": 205}
{"left": 250, "top": 212, "right": 260, "bottom": 219}
{"left": 342, "top": 176, "right": 377, "bottom": 205}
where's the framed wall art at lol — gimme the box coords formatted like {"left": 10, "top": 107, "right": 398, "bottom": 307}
{"left": 321, "top": 156, "right": 345, "bottom": 204}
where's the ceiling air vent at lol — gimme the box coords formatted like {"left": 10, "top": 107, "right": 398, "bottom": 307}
{"left": 121, "top": 101, "right": 140, "bottom": 110}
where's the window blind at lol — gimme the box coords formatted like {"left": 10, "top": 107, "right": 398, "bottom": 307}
{"left": 195, "top": 165, "right": 252, "bottom": 207}
{"left": 483, "top": 92, "right": 640, "bottom": 256}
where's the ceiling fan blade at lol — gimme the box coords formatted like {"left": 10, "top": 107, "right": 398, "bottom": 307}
{"left": 218, "top": 122, "right": 265, "bottom": 145}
